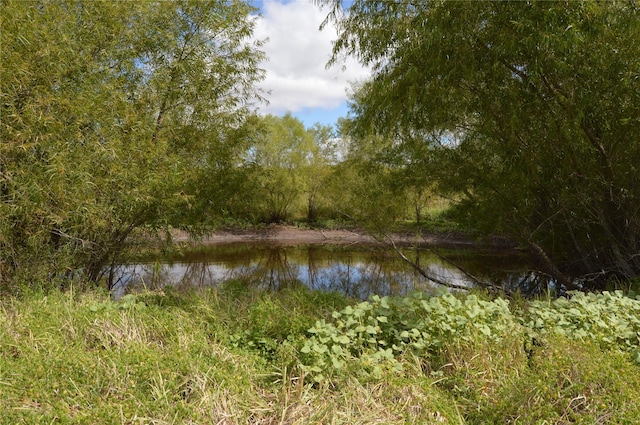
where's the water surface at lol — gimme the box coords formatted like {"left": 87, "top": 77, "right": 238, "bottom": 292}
{"left": 113, "top": 243, "right": 543, "bottom": 299}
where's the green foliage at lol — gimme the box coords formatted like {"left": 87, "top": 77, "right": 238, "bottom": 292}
{"left": 470, "top": 335, "right": 640, "bottom": 424}
{"left": 1, "top": 287, "right": 639, "bottom": 423}
{"left": 300, "top": 292, "right": 518, "bottom": 381}
{"left": 299, "top": 290, "right": 640, "bottom": 383}
{"left": 1, "top": 0, "right": 265, "bottom": 289}
{"left": 0, "top": 290, "right": 263, "bottom": 424}
{"left": 234, "top": 114, "right": 339, "bottom": 224}
{"left": 0, "top": 288, "right": 461, "bottom": 423}
{"left": 227, "top": 286, "right": 348, "bottom": 362}
{"left": 523, "top": 291, "right": 640, "bottom": 359}
{"left": 320, "top": 0, "right": 640, "bottom": 287}
{"left": 88, "top": 294, "right": 147, "bottom": 313}
{"left": 325, "top": 157, "right": 407, "bottom": 227}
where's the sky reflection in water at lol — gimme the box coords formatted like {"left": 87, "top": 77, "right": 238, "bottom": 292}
{"left": 112, "top": 243, "right": 540, "bottom": 299}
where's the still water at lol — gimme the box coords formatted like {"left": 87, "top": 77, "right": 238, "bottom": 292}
{"left": 112, "top": 243, "right": 545, "bottom": 299}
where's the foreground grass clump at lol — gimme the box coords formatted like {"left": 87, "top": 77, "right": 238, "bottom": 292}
{"left": 1, "top": 285, "right": 639, "bottom": 424}
{"left": 470, "top": 335, "right": 640, "bottom": 424}
{"left": 0, "top": 286, "right": 458, "bottom": 424}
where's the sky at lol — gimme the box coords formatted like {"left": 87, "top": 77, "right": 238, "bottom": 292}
{"left": 250, "top": 0, "right": 370, "bottom": 128}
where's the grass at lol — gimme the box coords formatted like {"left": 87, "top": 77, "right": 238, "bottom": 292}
{"left": 1, "top": 285, "right": 639, "bottom": 424}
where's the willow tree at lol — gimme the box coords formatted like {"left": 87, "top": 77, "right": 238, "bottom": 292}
{"left": 325, "top": 118, "right": 418, "bottom": 229}
{"left": 319, "top": 0, "right": 640, "bottom": 289}
{"left": 1, "top": 0, "right": 265, "bottom": 289}
{"left": 244, "top": 114, "right": 319, "bottom": 223}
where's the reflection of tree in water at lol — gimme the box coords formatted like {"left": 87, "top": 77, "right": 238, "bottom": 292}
{"left": 114, "top": 260, "right": 235, "bottom": 294}
{"left": 234, "top": 246, "right": 303, "bottom": 291}
{"left": 306, "top": 248, "right": 418, "bottom": 299}
{"left": 331, "top": 262, "right": 391, "bottom": 299}
{"left": 500, "top": 272, "right": 556, "bottom": 295}
{"left": 306, "top": 246, "right": 320, "bottom": 291}
{"left": 176, "top": 261, "right": 234, "bottom": 290}
{"left": 456, "top": 251, "right": 554, "bottom": 295}
{"left": 111, "top": 262, "right": 172, "bottom": 296}
{"left": 425, "top": 249, "right": 554, "bottom": 295}
{"left": 116, "top": 244, "right": 541, "bottom": 299}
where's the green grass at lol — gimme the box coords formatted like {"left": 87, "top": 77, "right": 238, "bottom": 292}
{"left": 1, "top": 285, "right": 639, "bottom": 424}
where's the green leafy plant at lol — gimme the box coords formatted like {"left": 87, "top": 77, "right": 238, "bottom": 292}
{"left": 88, "top": 294, "right": 147, "bottom": 313}
{"left": 300, "top": 292, "right": 518, "bottom": 381}
{"left": 3, "top": 287, "right": 639, "bottom": 424}
{"left": 523, "top": 290, "right": 640, "bottom": 361}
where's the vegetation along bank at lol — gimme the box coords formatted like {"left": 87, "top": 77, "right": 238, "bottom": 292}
{"left": 1, "top": 286, "right": 639, "bottom": 424}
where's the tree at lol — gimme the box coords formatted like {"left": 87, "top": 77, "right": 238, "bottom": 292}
{"left": 1, "top": 0, "right": 265, "bottom": 289}
{"left": 305, "top": 123, "right": 338, "bottom": 223}
{"left": 324, "top": 118, "right": 412, "bottom": 228}
{"left": 245, "top": 114, "right": 322, "bottom": 223}
{"left": 318, "top": 0, "right": 640, "bottom": 289}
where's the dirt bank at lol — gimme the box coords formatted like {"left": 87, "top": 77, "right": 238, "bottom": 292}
{"left": 170, "top": 225, "right": 489, "bottom": 248}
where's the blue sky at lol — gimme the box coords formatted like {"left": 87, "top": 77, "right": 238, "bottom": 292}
{"left": 249, "top": 0, "right": 370, "bottom": 128}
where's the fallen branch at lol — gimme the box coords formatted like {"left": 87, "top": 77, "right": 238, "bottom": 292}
{"left": 528, "top": 241, "right": 582, "bottom": 291}
{"left": 380, "top": 231, "right": 472, "bottom": 291}
{"left": 426, "top": 248, "right": 511, "bottom": 295}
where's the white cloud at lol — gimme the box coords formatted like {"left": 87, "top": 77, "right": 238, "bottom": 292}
{"left": 253, "top": 0, "right": 370, "bottom": 116}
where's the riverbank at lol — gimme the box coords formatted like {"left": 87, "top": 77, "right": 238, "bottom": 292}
{"left": 169, "top": 224, "right": 509, "bottom": 248}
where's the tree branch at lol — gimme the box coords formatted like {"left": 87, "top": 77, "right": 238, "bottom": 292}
{"left": 379, "top": 231, "right": 472, "bottom": 291}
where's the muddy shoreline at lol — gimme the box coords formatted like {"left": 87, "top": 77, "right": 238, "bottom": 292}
{"left": 169, "top": 225, "right": 515, "bottom": 249}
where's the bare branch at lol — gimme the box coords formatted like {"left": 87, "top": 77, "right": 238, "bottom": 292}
{"left": 379, "top": 231, "right": 472, "bottom": 291}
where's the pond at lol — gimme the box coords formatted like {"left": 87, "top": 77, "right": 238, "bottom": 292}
{"left": 112, "top": 242, "right": 549, "bottom": 299}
